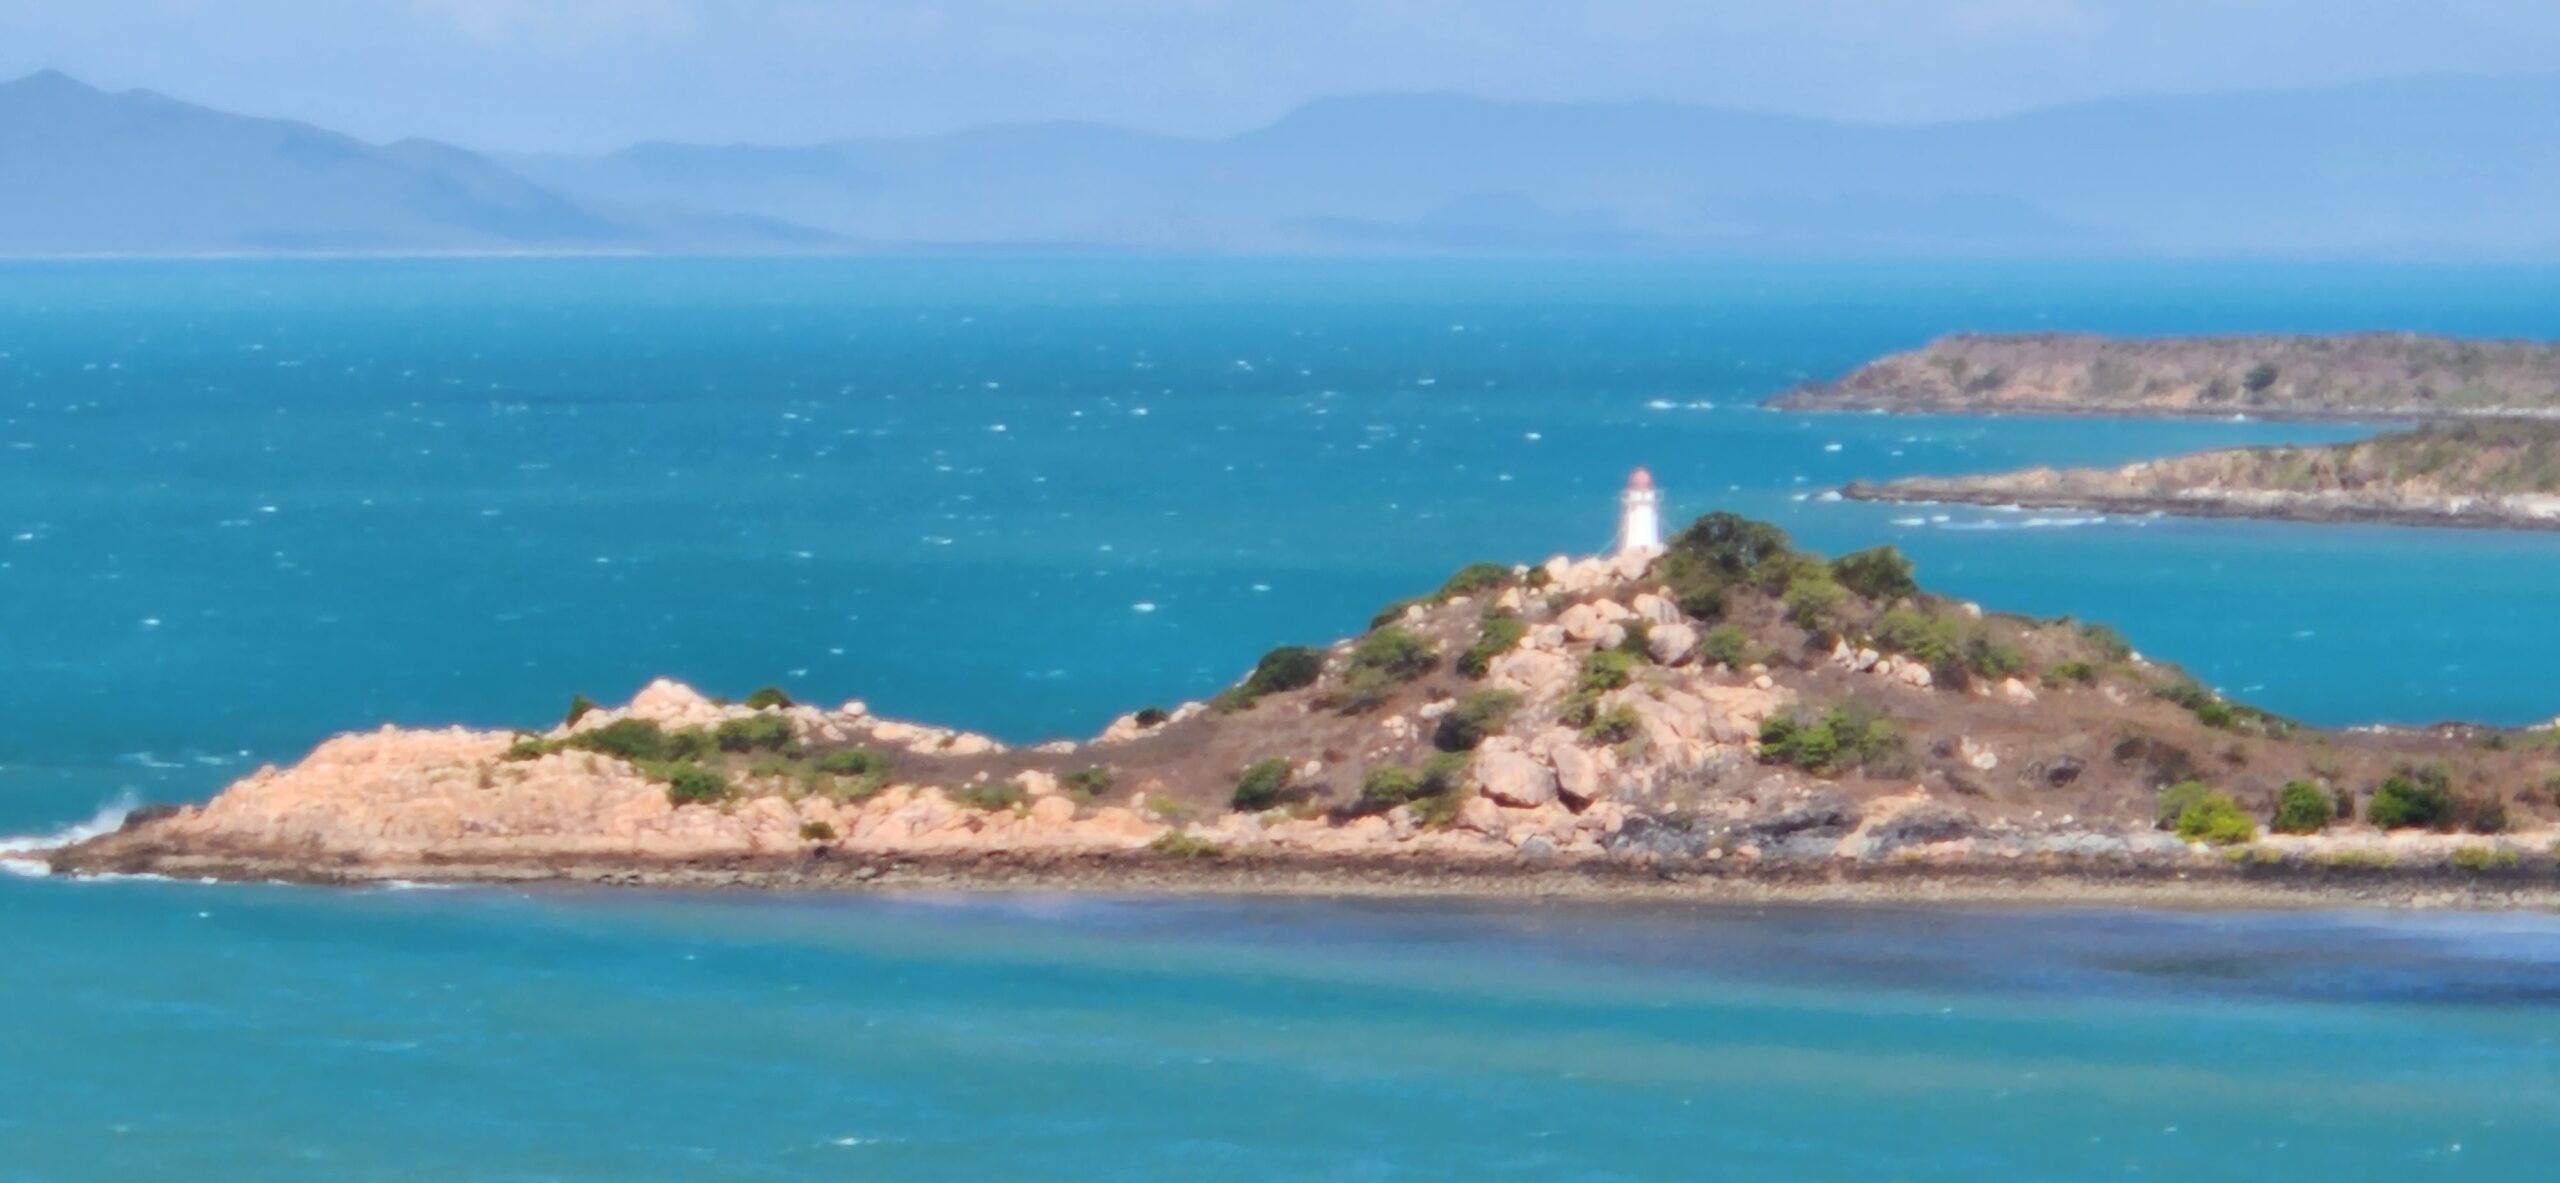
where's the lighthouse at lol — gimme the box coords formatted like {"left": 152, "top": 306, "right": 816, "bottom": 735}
{"left": 1618, "top": 467, "right": 1663, "bottom": 556}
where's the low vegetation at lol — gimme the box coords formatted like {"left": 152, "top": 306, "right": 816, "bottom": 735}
{"left": 1456, "top": 614, "right": 1528, "bottom": 679}
{"left": 1231, "top": 758, "right": 1298, "bottom": 812}
{"left": 1757, "top": 704, "right": 1909, "bottom": 778}
{"left": 1350, "top": 753, "right": 1471, "bottom": 826}
{"left": 2270, "top": 780, "right": 2335, "bottom": 834}
{"left": 1434, "top": 689, "right": 1520, "bottom": 752}
{"left": 1217, "top": 645, "right": 1326, "bottom": 712}
{"left": 1333, "top": 627, "right": 1439, "bottom": 713}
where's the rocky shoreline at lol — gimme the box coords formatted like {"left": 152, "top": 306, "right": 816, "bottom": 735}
{"left": 1770, "top": 332, "right": 2560, "bottom": 420}
{"left": 39, "top": 513, "right": 2560, "bottom": 910}
{"left": 1843, "top": 422, "right": 2560, "bottom": 532}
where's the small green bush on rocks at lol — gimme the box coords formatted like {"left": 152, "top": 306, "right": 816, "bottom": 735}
{"left": 662, "top": 764, "right": 729, "bottom": 806}
{"left": 1434, "top": 689, "right": 1520, "bottom": 752}
{"left": 1231, "top": 758, "right": 1296, "bottom": 812}
{"left": 1457, "top": 614, "right": 1527, "bottom": 679}
{"left": 2271, "top": 780, "right": 2335, "bottom": 834}
{"left": 2174, "top": 790, "right": 2257, "bottom": 845}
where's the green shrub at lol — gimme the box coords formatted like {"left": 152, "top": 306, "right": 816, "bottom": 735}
{"left": 1457, "top": 614, "right": 1528, "bottom": 679}
{"left": 1412, "top": 753, "right": 1473, "bottom": 828}
{"left": 744, "top": 686, "right": 795, "bottom": 710}
{"left": 1758, "top": 714, "right": 1838, "bottom": 772}
{"left": 949, "top": 781, "right": 1025, "bottom": 812}
{"left": 747, "top": 755, "right": 797, "bottom": 779}
{"left": 715, "top": 713, "right": 798, "bottom": 754}
{"left": 1435, "top": 562, "right": 1511, "bottom": 601}
{"left": 798, "top": 820, "right": 837, "bottom": 842}
{"left": 663, "top": 763, "right": 729, "bottom": 806}
{"left": 811, "top": 747, "right": 887, "bottom": 778}
{"left": 1675, "top": 584, "right": 1728, "bottom": 622}
{"left": 562, "top": 693, "right": 599, "bottom": 729}
{"left": 570, "top": 718, "right": 672, "bottom": 762}
{"left": 2370, "top": 768, "right": 2452, "bottom": 830}
{"left": 2271, "top": 780, "right": 2335, "bottom": 834}
{"left": 1614, "top": 617, "right": 1655, "bottom": 661}
{"left": 1133, "top": 706, "right": 1170, "bottom": 727}
{"left": 2155, "top": 780, "right": 2217, "bottom": 829}
{"left": 503, "top": 734, "right": 559, "bottom": 762}
{"left": 1782, "top": 576, "right": 1848, "bottom": 635}
{"left": 1661, "top": 512, "right": 1795, "bottom": 590}
{"left": 2080, "top": 622, "right": 2134, "bottom": 662}
{"left": 1243, "top": 645, "right": 1324, "bottom": 697}
{"left": 1434, "top": 689, "right": 1520, "bottom": 752}
{"left": 1148, "top": 830, "right": 1224, "bottom": 859}
{"left": 1871, "top": 605, "right": 1962, "bottom": 673}
{"left": 1349, "top": 628, "right": 1438, "bottom": 682}
{"left": 1231, "top": 758, "right": 1296, "bottom": 811}
{"left": 1419, "top": 752, "right": 1471, "bottom": 797}
{"left": 2174, "top": 791, "right": 2257, "bottom": 845}
{"left": 1830, "top": 546, "right": 1918, "bottom": 602}
{"left": 1578, "top": 649, "right": 1639, "bottom": 694}
{"left": 1353, "top": 765, "right": 1430, "bottom": 815}
{"left": 1963, "top": 634, "right": 2028, "bottom": 681}
{"left": 1698, "top": 624, "right": 1753, "bottom": 668}
{"left": 1758, "top": 704, "right": 1906, "bottom": 776}
{"left": 2451, "top": 844, "right": 2521, "bottom": 872}
{"left": 1062, "top": 766, "right": 1114, "bottom": 802}
{"left": 668, "top": 728, "right": 719, "bottom": 762}
{"left": 2046, "top": 659, "right": 2097, "bottom": 686}
{"left": 1583, "top": 703, "right": 1644, "bottom": 746}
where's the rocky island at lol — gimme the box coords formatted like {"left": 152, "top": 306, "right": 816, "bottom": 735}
{"left": 1845, "top": 421, "right": 2560, "bottom": 531}
{"left": 1771, "top": 332, "right": 2560, "bottom": 419}
{"left": 40, "top": 510, "right": 2560, "bottom": 906}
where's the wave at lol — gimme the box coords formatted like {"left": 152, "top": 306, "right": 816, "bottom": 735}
{"left": 0, "top": 792, "right": 142, "bottom": 876}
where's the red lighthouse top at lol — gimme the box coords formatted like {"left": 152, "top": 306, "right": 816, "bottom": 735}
{"left": 1627, "top": 466, "right": 1655, "bottom": 491}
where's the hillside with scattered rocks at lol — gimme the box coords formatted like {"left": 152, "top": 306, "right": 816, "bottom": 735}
{"left": 1847, "top": 421, "right": 2560, "bottom": 530}
{"left": 45, "top": 512, "right": 2560, "bottom": 902}
{"left": 1771, "top": 333, "right": 2560, "bottom": 419}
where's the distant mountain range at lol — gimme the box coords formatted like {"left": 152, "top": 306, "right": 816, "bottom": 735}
{"left": 8, "top": 68, "right": 2560, "bottom": 258}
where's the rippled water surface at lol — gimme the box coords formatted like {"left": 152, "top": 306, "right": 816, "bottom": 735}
{"left": 7, "top": 258, "right": 2560, "bottom": 1179}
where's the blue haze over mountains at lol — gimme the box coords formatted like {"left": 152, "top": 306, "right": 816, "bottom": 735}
{"left": 5, "top": 68, "right": 2558, "bottom": 258}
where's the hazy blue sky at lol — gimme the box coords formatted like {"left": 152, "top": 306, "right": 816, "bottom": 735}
{"left": 5, "top": 0, "right": 2558, "bottom": 151}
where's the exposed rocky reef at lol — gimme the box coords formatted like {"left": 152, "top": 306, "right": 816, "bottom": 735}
{"left": 1847, "top": 421, "right": 2560, "bottom": 531}
{"left": 43, "top": 512, "right": 2560, "bottom": 902}
{"left": 1771, "top": 332, "right": 2560, "bottom": 419}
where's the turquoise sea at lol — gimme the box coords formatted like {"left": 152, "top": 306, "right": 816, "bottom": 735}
{"left": 8, "top": 258, "right": 2560, "bottom": 1179}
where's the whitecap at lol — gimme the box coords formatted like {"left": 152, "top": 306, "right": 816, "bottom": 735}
{"left": 1823, "top": 442, "right": 1843, "bottom": 453}
{"left": 1131, "top": 602, "right": 1158, "bottom": 613}
{"left": 0, "top": 793, "right": 142, "bottom": 866}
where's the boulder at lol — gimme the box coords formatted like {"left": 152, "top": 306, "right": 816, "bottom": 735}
{"left": 1556, "top": 602, "right": 1610, "bottom": 643}
{"left": 1474, "top": 739, "right": 1560, "bottom": 808}
{"left": 1648, "top": 622, "right": 1699, "bottom": 666}
{"left": 1629, "top": 592, "right": 1681, "bottom": 625}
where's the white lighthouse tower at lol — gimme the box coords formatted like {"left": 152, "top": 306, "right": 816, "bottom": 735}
{"left": 1617, "top": 467, "right": 1663, "bottom": 556}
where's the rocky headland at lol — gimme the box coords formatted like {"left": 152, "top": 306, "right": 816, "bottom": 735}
{"left": 41, "top": 512, "right": 2560, "bottom": 906}
{"left": 1771, "top": 332, "right": 2560, "bottom": 420}
{"left": 1845, "top": 421, "right": 2560, "bottom": 531}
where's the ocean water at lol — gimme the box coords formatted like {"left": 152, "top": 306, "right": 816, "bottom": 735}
{"left": 6, "top": 881, "right": 2560, "bottom": 1180}
{"left": 8, "top": 257, "right": 2560, "bottom": 1179}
